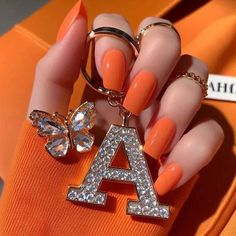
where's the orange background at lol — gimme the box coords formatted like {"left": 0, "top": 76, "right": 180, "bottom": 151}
{"left": 0, "top": 0, "right": 236, "bottom": 235}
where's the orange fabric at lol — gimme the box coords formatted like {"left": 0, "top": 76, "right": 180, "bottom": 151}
{"left": 19, "top": 0, "right": 180, "bottom": 45}
{"left": 0, "top": 0, "right": 235, "bottom": 235}
{"left": 221, "top": 209, "right": 236, "bottom": 236}
{"left": 0, "top": 121, "right": 196, "bottom": 235}
{"left": 0, "top": 26, "right": 49, "bottom": 179}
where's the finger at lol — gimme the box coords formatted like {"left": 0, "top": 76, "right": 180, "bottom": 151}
{"left": 123, "top": 17, "right": 181, "bottom": 116}
{"left": 28, "top": 1, "right": 87, "bottom": 116}
{"left": 154, "top": 119, "right": 224, "bottom": 196}
{"left": 143, "top": 55, "right": 208, "bottom": 160}
{"left": 93, "top": 13, "right": 133, "bottom": 91}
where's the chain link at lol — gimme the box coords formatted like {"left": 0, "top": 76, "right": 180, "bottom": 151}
{"left": 107, "top": 90, "right": 131, "bottom": 127}
{"left": 107, "top": 91, "right": 123, "bottom": 107}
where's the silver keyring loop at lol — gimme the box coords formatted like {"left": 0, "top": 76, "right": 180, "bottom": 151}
{"left": 81, "top": 27, "right": 140, "bottom": 96}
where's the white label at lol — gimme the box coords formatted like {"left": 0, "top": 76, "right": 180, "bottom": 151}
{"left": 206, "top": 74, "right": 236, "bottom": 102}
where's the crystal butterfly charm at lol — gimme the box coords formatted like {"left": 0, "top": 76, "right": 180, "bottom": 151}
{"left": 29, "top": 102, "right": 96, "bottom": 158}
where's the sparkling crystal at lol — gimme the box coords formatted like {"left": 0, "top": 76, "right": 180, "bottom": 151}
{"left": 38, "top": 117, "right": 66, "bottom": 135}
{"left": 73, "top": 131, "right": 94, "bottom": 152}
{"left": 159, "top": 207, "right": 169, "bottom": 219}
{"left": 71, "top": 102, "right": 96, "bottom": 131}
{"left": 67, "top": 190, "right": 77, "bottom": 200}
{"left": 95, "top": 194, "right": 104, "bottom": 204}
{"left": 67, "top": 124, "right": 169, "bottom": 219}
{"left": 142, "top": 205, "right": 151, "bottom": 215}
{"left": 87, "top": 193, "right": 95, "bottom": 203}
{"left": 78, "top": 193, "right": 86, "bottom": 202}
{"left": 46, "top": 137, "right": 69, "bottom": 157}
{"left": 29, "top": 110, "right": 40, "bottom": 120}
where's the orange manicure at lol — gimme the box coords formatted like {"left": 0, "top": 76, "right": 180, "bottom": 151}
{"left": 154, "top": 163, "right": 182, "bottom": 196}
{"left": 144, "top": 117, "right": 176, "bottom": 160}
{"left": 102, "top": 49, "right": 126, "bottom": 92}
{"left": 123, "top": 71, "right": 157, "bottom": 116}
{"left": 56, "top": 0, "right": 87, "bottom": 42}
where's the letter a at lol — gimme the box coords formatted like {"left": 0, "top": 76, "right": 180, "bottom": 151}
{"left": 67, "top": 124, "right": 169, "bottom": 219}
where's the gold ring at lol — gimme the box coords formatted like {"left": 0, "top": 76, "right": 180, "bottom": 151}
{"left": 135, "top": 22, "right": 180, "bottom": 44}
{"left": 178, "top": 72, "right": 208, "bottom": 98}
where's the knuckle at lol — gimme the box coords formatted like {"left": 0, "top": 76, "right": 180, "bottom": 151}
{"left": 157, "top": 31, "right": 180, "bottom": 55}
{"left": 94, "top": 13, "right": 126, "bottom": 22}
{"left": 139, "top": 18, "right": 180, "bottom": 56}
{"left": 93, "top": 14, "right": 131, "bottom": 34}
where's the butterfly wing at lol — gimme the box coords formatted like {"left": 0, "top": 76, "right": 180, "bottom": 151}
{"left": 45, "top": 135, "right": 70, "bottom": 158}
{"left": 29, "top": 110, "right": 68, "bottom": 136}
{"left": 68, "top": 102, "right": 96, "bottom": 152}
{"left": 68, "top": 102, "right": 96, "bottom": 132}
{"left": 29, "top": 110, "right": 70, "bottom": 157}
{"left": 72, "top": 130, "right": 94, "bottom": 153}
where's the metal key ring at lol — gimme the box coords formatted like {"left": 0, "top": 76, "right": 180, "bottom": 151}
{"left": 81, "top": 27, "right": 140, "bottom": 96}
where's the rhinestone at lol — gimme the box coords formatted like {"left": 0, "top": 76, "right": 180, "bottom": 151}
{"left": 67, "top": 190, "right": 77, "bottom": 200}
{"left": 152, "top": 208, "right": 160, "bottom": 217}
{"left": 106, "top": 148, "right": 115, "bottom": 156}
{"left": 159, "top": 207, "right": 169, "bottom": 219}
{"left": 38, "top": 117, "right": 66, "bottom": 135}
{"left": 29, "top": 110, "right": 40, "bottom": 120}
{"left": 111, "top": 126, "right": 120, "bottom": 133}
{"left": 87, "top": 194, "right": 95, "bottom": 203}
{"left": 95, "top": 194, "right": 105, "bottom": 204}
{"left": 142, "top": 205, "right": 151, "bottom": 215}
{"left": 128, "top": 202, "right": 141, "bottom": 215}
{"left": 71, "top": 102, "right": 96, "bottom": 131}
{"left": 73, "top": 131, "right": 94, "bottom": 152}
{"left": 77, "top": 193, "right": 86, "bottom": 202}
{"left": 85, "top": 175, "right": 95, "bottom": 183}
{"left": 45, "top": 137, "right": 69, "bottom": 157}
{"left": 128, "top": 203, "right": 137, "bottom": 213}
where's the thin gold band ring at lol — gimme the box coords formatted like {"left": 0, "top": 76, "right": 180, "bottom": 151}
{"left": 135, "top": 22, "right": 181, "bottom": 44}
{"left": 178, "top": 72, "right": 208, "bottom": 98}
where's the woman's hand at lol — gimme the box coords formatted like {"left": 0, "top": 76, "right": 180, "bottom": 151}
{"left": 28, "top": 2, "right": 224, "bottom": 196}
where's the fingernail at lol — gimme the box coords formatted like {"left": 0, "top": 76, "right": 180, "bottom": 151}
{"left": 144, "top": 117, "right": 176, "bottom": 160}
{"left": 102, "top": 49, "right": 126, "bottom": 92}
{"left": 123, "top": 71, "right": 157, "bottom": 116}
{"left": 154, "top": 163, "right": 182, "bottom": 196}
{"left": 56, "top": 0, "right": 87, "bottom": 42}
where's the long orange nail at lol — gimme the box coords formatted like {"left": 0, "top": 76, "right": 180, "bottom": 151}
{"left": 123, "top": 71, "right": 157, "bottom": 116}
{"left": 102, "top": 49, "right": 126, "bottom": 92}
{"left": 154, "top": 163, "right": 182, "bottom": 196}
{"left": 56, "top": 0, "right": 87, "bottom": 42}
{"left": 144, "top": 117, "right": 176, "bottom": 160}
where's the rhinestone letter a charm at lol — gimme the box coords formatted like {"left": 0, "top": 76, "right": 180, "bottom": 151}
{"left": 67, "top": 125, "right": 169, "bottom": 219}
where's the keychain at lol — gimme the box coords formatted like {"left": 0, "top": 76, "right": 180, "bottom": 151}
{"left": 66, "top": 27, "right": 170, "bottom": 219}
